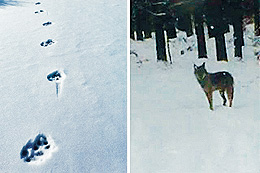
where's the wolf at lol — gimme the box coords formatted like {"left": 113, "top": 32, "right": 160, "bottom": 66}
{"left": 194, "top": 62, "right": 234, "bottom": 110}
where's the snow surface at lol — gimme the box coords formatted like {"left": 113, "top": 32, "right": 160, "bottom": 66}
{"left": 131, "top": 25, "right": 260, "bottom": 173}
{"left": 0, "top": 0, "right": 126, "bottom": 172}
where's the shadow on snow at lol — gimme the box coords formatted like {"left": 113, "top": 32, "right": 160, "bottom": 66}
{"left": 0, "top": 0, "right": 19, "bottom": 6}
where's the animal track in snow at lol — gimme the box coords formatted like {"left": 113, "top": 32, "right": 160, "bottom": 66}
{"left": 35, "top": 2, "right": 41, "bottom": 5}
{"left": 35, "top": 10, "right": 44, "bottom": 14}
{"left": 40, "top": 39, "right": 54, "bottom": 47}
{"left": 42, "top": 21, "right": 52, "bottom": 26}
{"left": 20, "top": 134, "right": 58, "bottom": 165}
{"left": 47, "top": 70, "right": 66, "bottom": 97}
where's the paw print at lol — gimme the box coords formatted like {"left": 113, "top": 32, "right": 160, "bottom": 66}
{"left": 47, "top": 70, "right": 66, "bottom": 97}
{"left": 43, "top": 21, "right": 52, "bottom": 26}
{"left": 40, "top": 39, "right": 55, "bottom": 47}
{"left": 20, "top": 134, "right": 57, "bottom": 165}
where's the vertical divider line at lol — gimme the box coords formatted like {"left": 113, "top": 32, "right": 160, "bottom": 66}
{"left": 127, "top": 0, "right": 131, "bottom": 172}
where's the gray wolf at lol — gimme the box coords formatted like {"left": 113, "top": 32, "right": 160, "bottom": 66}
{"left": 194, "top": 62, "right": 234, "bottom": 110}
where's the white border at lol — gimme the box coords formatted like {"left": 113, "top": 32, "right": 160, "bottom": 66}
{"left": 127, "top": 0, "right": 130, "bottom": 172}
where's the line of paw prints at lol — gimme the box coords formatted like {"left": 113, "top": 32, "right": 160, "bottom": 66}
{"left": 34, "top": 2, "right": 55, "bottom": 47}
{"left": 20, "top": 3, "right": 59, "bottom": 165}
{"left": 34, "top": 2, "right": 65, "bottom": 97}
{"left": 34, "top": 2, "right": 44, "bottom": 14}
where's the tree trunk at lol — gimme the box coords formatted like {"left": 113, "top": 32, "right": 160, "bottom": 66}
{"left": 165, "top": 19, "right": 177, "bottom": 39}
{"left": 164, "top": 7, "right": 177, "bottom": 39}
{"left": 254, "top": 0, "right": 259, "bottom": 36}
{"left": 136, "top": 9, "right": 143, "bottom": 41}
{"left": 205, "top": 1, "right": 229, "bottom": 61}
{"left": 233, "top": 15, "right": 244, "bottom": 58}
{"left": 143, "top": 9, "right": 152, "bottom": 39}
{"left": 130, "top": 0, "right": 135, "bottom": 40}
{"left": 155, "top": 18, "right": 167, "bottom": 61}
{"left": 195, "top": 10, "right": 207, "bottom": 58}
{"left": 195, "top": 23, "right": 207, "bottom": 58}
{"left": 215, "top": 34, "right": 228, "bottom": 61}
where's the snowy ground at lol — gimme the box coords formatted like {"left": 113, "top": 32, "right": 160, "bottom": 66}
{"left": 131, "top": 25, "right": 260, "bottom": 173}
{"left": 0, "top": 0, "right": 126, "bottom": 172}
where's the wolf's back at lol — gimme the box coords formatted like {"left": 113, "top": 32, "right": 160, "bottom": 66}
{"left": 209, "top": 71, "right": 234, "bottom": 87}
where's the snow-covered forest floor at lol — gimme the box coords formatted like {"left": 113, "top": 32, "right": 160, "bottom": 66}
{"left": 0, "top": 0, "right": 126, "bottom": 172}
{"left": 131, "top": 25, "right": 260, "bottom": 173}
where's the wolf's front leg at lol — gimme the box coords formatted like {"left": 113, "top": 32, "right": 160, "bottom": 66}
{"left": 205, "top": 92, "right": 213, "bottom": 110}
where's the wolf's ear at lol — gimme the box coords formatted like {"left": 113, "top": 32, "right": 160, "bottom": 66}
{"left": 202, "top": 62, "right": 205, "bottom": 68}
{"left": 194, "top": 64, "right": 197, "bottom": 70}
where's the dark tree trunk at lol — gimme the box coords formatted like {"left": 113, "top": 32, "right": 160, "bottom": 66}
{"left": 215, "top": 34, "right": 228, "bottom": 61}
{"left": 233, "top": 15, "right": 244, "bottom": 58}
{"left": 136, "top": 9, "right": 144, "bottom": 41}
{"left": 130, "top": 0, "right": 135, "bottom": 40}
{"left": 143, "top": 10, "right": 153, "bottom": 39}
{"left": 195, "top": 10, "right": 207, "bottom": 59}
{"left": 165, "top": 19, "right": 177, "bottom": 39}
{"left": 254, "top": 0, "right": 259, "bottom": 36}
{"left": 234, "top": 44, "right": 242, "bottom": 58}
{"left": 166, "top": 28, "right": 177, "bottom": 39}
{"left": 205, "top": 1, "right": 229, "bottom": 61}
{"left": 155, "top": 18, "right": 167, "bottom": 61}
{"left": 164, "top": 5, "right": 177, "bottom": 39}
{"left": 195, "top": 23, "right": 207, "bottom": 58}
{"left": 151, "top": 1, "right": 167, "bottom": 61}
{"left": 185, "top": 13, "right": 193, "bottom": 37}
{"left": 227, "top": 0, "right": 244, "bottom": 59}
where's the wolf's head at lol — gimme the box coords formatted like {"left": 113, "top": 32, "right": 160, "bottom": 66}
{"left": 194, "top": 62, "right": 207, "bottom": 81}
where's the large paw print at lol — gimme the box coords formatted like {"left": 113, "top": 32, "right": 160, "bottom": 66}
{"left": 47, "top": 70, "right": 66, "bottom": 97}
{"left": 20, "top": 134, "right": 58, "bottom": 165}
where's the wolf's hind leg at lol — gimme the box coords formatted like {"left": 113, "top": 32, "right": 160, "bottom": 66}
{"left": 227, "top": 86, "right": 234, "bottom": 107}
{"left": 219, "top": 90, "right": 227, "bottom": 106}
